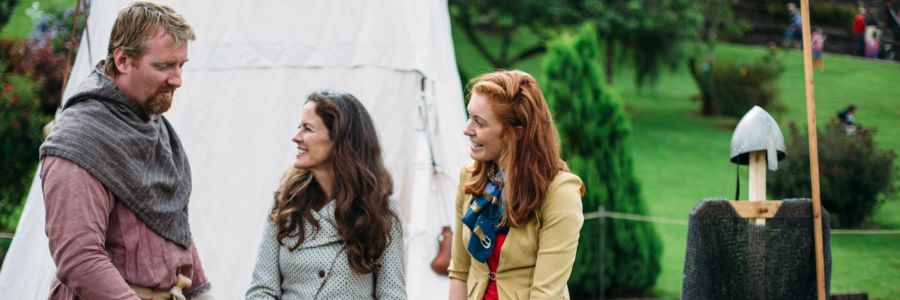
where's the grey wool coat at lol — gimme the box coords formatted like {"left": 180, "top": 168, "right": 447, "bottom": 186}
{"left": 246, "top": 200, "right": 406, "bottom": 300}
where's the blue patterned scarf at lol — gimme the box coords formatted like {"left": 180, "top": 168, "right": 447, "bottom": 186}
{"left": 461, "top": 166, "right": 508, "bottom": 263}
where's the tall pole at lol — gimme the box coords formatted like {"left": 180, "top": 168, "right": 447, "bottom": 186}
{"left": 798, "top": 0, "right": 826, "bottom": 299}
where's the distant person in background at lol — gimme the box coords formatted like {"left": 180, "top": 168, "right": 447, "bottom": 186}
{"left": 783, "top": 3, "right": 803, "bottom": 49}
{"left": 812, "top": 27, "right": 827, "bottom": 70}
{"left": 865, "top": 26, "right": 880, "bottom": 58}
{"left": 837, "top": 104, "right": 858, "bottom": 134}
{"left": 854, "top": 8, "right": 867, "bottom": 56}
{"left": 886, "top": 2, "right": 895, "bottom": 22}
{"left": 865, "top": 9, "right": 883, "bottom": 59}
{"left": 866, "top": 8, "right": 882, "bottom": 27}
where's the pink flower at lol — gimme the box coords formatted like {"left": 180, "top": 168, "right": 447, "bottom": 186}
{"left": 9, "top": 96, "right": 19, "bottom": 106}
{"left": 2, "top": 84, "right": 12, "bottom": 94}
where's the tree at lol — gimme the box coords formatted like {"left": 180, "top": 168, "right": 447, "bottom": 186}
{"left": 448, "top": 0, "right": 583, "bottom": 83}
{"left": 587, "top": 0, "right": 702, "bottom": 86}
{"left": 686, "top": 0, "right": 750, "bottom": 115}
{"left": 542, "top": 25, "right": 662, "bottom": 297}
{"left": 449, "top": 0, "right": 702, "bottom": 87}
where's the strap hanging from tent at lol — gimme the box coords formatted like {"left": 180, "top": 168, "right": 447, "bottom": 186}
{"left": 734, "top": 164, "right": 740, "bottom": 201}
{"left": 418, "top": 75, "right": 438, "bottom": 172}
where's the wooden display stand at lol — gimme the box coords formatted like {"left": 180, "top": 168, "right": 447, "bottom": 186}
{"left": 729, "top": 152, "right": 782, "bottom": 224}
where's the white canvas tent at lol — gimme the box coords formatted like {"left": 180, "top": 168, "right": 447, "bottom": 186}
{"left": 0, "top": 1, "right": 469, "bottom": 298}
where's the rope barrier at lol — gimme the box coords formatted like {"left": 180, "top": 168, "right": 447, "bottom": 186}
{"left": 584, "top": 210, "right": 688, "bottom": 226}
{"left": 584, "top": 210, "right": 900, "bottom": 235}
{"left": 831, "top": 229, "right": 900, "bottom": 235}
{"left": 0, "top": 214, "right": 896, "bottom": 241}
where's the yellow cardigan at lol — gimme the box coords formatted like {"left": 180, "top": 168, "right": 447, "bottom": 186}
{"left": 447, "top": 164, "right": 584, "bottom": 300}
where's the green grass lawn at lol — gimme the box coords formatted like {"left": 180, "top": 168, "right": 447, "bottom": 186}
{"left": 453, "top": 26, "right": 900, "bottom": 299}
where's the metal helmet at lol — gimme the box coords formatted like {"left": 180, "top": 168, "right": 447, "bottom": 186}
{"left": 729, "top": 106, "right": 787, "bottom": 170}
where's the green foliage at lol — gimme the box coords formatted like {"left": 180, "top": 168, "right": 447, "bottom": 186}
{"left": 542, "top": 25, "right": 661, "bottom": 297}
{"left": 449, "top": 0, "right": 704, "bottom": 87}
{"left": 0, "top": 69, "right": 49, "bottom": 233}
{"left": 1, "top": 38, "right": 68, "bottom": 114}
{"left": 707, "top": 48, "right": 784, "bottom": 117}
{"left": 588, "top": 0, "right": 703, "bottom": 86}
{"left": 448, "top": 0, "right": 573, "bottom": 71}
{"left": 0, "top": 2, "right": 82, "bottom": 114}
{"left": 769, "top": 121, "right": 896, "bottom": 228}
{"left": 686, "top": 0, "right": 751, "bottom": 116}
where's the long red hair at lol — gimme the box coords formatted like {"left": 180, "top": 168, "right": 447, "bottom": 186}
{"left": 465, "top": 70, "right": 563, "bottom": 227}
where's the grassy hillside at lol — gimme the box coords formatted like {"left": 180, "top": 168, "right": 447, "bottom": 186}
{"left": 452, "top": 25, "right": 900, "bottom": 299}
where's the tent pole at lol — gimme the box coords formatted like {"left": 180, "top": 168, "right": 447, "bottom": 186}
{"left": 798, "top": 0, "right": 826, "bottom": 299}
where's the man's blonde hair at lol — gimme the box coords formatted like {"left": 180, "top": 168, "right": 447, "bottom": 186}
{"left": 105, "top": 1, "right": 195, "bottom": 77}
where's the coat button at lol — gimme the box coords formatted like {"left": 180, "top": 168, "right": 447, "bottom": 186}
{"left": 318, "top": 270, "right": 326, "bottom": 278}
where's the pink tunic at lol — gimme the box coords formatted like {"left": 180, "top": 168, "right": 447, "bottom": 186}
{"left": 41, "top": 156, "right": 208, "bottom": 300}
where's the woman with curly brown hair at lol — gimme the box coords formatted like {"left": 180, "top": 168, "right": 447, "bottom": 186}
{"left": 447, "top": 70, "right": 584, "bottom": 300}
{"left": 247, "top": 91, "right": 406, "bottom": 299}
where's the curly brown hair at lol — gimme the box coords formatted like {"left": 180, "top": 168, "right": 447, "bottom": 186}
{"left": 271, "top": 91, "right": 398, "bottom": 274}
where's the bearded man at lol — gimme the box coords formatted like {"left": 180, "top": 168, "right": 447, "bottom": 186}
{"left": 39, "top": 1, "right": 211, "bottom": 299}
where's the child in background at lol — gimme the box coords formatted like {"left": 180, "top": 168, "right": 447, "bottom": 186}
{"left": 783, "top": 3, "right": 803, "bottom": 48}
{"left": 865, "top": 26, "right": 880, "bottom": 58}
{"left": 812, "top": 27, "right": 827, "bottom": 70}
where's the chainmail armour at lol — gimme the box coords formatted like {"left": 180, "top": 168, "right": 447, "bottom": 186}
{"left": 682, "top": 198, "right": 831, "bottom": 300}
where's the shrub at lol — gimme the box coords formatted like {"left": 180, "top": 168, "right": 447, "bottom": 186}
{"left": 0, "top": 4, "right": 84, "bottom": 115}
{"left": 543, "top": 25, "right": 661, "bottom": 297}
{"left": 708, "top": 49, "right": 783, "bottom": 117}
{"left": 1, "top": 38, "right": 67, "bottom": 115}
{"left": 30, "top": 3, "right": 88, "bottom": 55}
{"left": 768, "top": 121, "right": 896, "bottom": 228}
{"left": 0, "top": 69, "right": 49, "bottom": 233}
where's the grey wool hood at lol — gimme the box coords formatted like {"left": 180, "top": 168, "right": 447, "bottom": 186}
{"left": 40, "top": 62, "right": 193, "bottom": 247}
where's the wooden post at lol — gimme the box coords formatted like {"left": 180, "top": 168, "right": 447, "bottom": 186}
{"left": 748, "top": 152, "right": 767, "bottom": 225}
{"left": 799, "top": 0, "right": 826, "bottom": 299}
{"left": 598, "top": 206, "right": 605, "bottom": 300}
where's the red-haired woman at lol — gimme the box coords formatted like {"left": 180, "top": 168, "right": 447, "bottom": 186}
{"left": 448, "top": 70, "right": 584, "bottom": 299}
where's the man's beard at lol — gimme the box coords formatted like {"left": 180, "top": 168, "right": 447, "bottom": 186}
{"left": 141, "top": 91, "right": 173, "bottom": 115}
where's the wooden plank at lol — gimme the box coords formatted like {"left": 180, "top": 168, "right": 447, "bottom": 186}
{"left": 748, "top": 151, "right": 767, "bottom": 225}
{"left": 799, "top": 0, "right": 827, "bottom": 298}
{"left": 729, "top": 200, "right": 782, "bottom": 219}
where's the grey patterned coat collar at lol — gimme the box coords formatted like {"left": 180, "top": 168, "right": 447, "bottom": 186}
{"left": 300, "top": 200, "right": 342, "bottom": 249}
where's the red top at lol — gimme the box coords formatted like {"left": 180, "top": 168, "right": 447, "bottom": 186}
{"left": 854, "top": 14, "right": 866, "bottom": 34}
{"left": 483, "top": 233, "right": 507, "bottom": 300}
